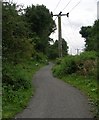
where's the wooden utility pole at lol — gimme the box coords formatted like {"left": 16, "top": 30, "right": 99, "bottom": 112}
{"left": 58, "top": 12, "right": 62, "bottom": 57}
{"left": 52, "top": 12, "right": 69, "bottom": 58}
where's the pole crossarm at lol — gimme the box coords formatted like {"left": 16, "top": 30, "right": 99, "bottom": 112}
{"left": 52, "top": 12, "right": 69, "bottom": 17}
{"left": 51, "top": 11, "right": 69, "bottom": 58}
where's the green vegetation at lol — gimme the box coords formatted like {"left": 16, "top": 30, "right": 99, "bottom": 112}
{"left": 53, "top": 19, "right": 99, "bottom": 118}
{"left": 2, "top": 61, "right": 45, "bottom": 118}
{"left": 2, "top": 0, "right": 98, "bottom": 119}
{"left": 2, "top": 1, "right": 55, "bottom": 118}
{"left": 47, "top": 39, "right": 68, "bottom": 60}
{"left": 79, "top": 20, "right": 99, "bottom": 51}
{"left": 52, "top": 51, "right": 98, "bottom": 118}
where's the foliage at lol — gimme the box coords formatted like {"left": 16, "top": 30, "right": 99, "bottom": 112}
{"left": 3, "top": 63, "right": 30, "bottom": 90}
{"left": 62, "top": 75, "right": 98, "bottom": 118}
{"left": 47, "top": 39, "right": 68, "bottom": 60}
{"left": 2, "top": 1, "right": 55, "bottom": 118}
{"left": 2, "top": 61, "right": 45, "bottom": 118}
{"left": 24, "top": 5, "right": 56, "bottom": 37}
{"left": 3, "top": 88, "right": 33, "bottom": 118}
{"left": 53, "top": 51, "right": 97, "bottom": 78}
{"left": 24, "top": 4, "right": 56, "bottom": 53}
{"left": 2, "top": 1, "right": 56, "bottom": 63}
{"left": 79, "top": 20, "right": 99, "bottom": 51}
{"left": 52, "top": 51, "right": 98, "bottom": 118}
{"left": 2, "top": 2, "right": 34, "bottom": 63}
{"left": 53, "top": 56, "right": 78, "bottom": 77}
{"left": 62, "top": 38, "right": 68, "bottom": 56}
{"left": 33, "top": 52, "right": 48, "bottom": 64}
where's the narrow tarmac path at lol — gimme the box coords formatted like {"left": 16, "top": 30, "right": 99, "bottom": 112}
{"left": 16, "top": 63, "right": 93, "bottom": 118}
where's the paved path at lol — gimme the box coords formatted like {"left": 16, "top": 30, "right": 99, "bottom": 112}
{"left": 16, "top": 63, "right": 93, "bottom": 118}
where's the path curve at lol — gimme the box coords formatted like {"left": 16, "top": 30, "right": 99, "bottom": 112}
{"left": 16, "top": 63, "right": 93, "bottom": 118}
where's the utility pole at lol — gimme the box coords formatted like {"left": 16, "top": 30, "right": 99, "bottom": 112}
{"left": 52, "top": 12, "right": 69, "bottom": 58}
{"left": 58, "top": 12, "right": 62, "bottom": 58}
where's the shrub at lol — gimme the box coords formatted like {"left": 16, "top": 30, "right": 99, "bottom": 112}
{"left": 33, "top": 52, "right": 48, "bottom": 64}
{"left": 79, "top": 51, "right": 96, "bottom": 60}
{"left": 2, "top": 63, "right": 31, "bottom": 91}
{"left": 53, "top": 51, "right": 97, "bottom": 77}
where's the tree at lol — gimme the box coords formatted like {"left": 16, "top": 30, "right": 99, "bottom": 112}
{"left": 79, "top": 20, "right": 99, "bottom": 51}
{"left": 24, "top": 5, "right": 56, "bottom": 53}
{"left": 62, "top": 38, "right": 68, "bottom": 56}
{"left": 2, "top": 2, "right": 34, "bottom": 63}
{"left": 2, "top": 1, "right": 57, "bottom": 63}
{"left": 47, "top": 39, "right": 68, "bottom": 59}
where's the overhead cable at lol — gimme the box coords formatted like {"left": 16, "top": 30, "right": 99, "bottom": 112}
{"left": 53, "top": 0, "right": 62, "bottom": 12}
{"left": 62, "top": 22, "right": 76, "bottom": 49}
{"left": 54, "top": 16, "right": 58, "bottom": 21}
{"left": 69, "top": 0, "right": 82, "bottom": 13}
{"left": 62, "top": 0, "right": 72, "bottom": 11}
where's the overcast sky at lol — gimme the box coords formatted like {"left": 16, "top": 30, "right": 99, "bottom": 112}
{"left": 8, "top": 0, "right": 98, "bottom": 55}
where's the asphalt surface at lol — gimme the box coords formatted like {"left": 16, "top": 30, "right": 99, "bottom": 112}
{"left": 16, "top": 63, "right": 93, "bottom": 118}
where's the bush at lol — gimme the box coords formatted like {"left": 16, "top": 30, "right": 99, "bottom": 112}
{"left": 79, "top": 51, "right": 96, "bottom": 60}
{"left": 2, "top": 57, "right": 46, "bottom": 118}
{"left": 53, "top": 56, "right": 79, "bottom": 77}
{"left": 55, "top": 58, "right": 62, "bottom": 65}
{"left": 2, "top": 63, "right": 31, "bottom": 91}
{"left": 53, "top": 51, "right": 97, "bottom": 78}
{"left": 33, "top": 52, "right": 48, "bottom": 64}
{"left": 52, "top": 51, "right": 98, "bottom": 118}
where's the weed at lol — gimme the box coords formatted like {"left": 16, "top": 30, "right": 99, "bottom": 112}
{"left": 2, "top": 60, "right": 45, "bottom": 118}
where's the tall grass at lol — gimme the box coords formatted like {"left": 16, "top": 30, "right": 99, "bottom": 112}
{"left": 2, "top": 59, "right": 47, "bottom": 118}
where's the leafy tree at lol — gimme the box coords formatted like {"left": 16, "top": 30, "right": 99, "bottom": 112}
{"left": 47, "top": 38, "right": 68, "bottom": 59}
{"left": 2, "top": 2, "right": 34, "bottom": 63}
{"left": 2, "top": 1, "right": 56, "bottom": 62}
{"left": 47, "top": 40, "right": 59, "bottom": 59}
{"left": 24, "top": 5, "right": 56, "bottom": 53}
{"left": 62, "top": 38, "right": 68, "bottom": 56}
{"left": 79, "top": 20, "right": 99, "bottom": 51}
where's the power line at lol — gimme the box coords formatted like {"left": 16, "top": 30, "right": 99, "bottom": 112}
{"left": 66, "top": 18, "right": 77, "bottom": 45}
{"left": 54, "top": 16, "right": 58, "bottom": 21}
{"left": 62, "top": 17, "right": 83, "bottom": 52}
{"left": 67, "top": 18, "right": 75, "bottom": 38}
{"left": 66, "top": 18, "right": 85, "bottom": 54}
{"left": 62, "top": 0, "right": 72, "bottom": 11}
{"left": 67, "top": 18, "right": 83, "bottom": 48}
{"left": 69, "top": 0, "right": 82, "bottom": 13}
{"left": 53, "top": 0, "right": 62, "bottom": 12}
{"left": 62, "top": 22, "right": 76, "bottom": 49}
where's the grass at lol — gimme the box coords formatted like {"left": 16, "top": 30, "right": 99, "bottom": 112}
{"left": 2, "top": 61, "right": 45, "bottom": 118}
{"left": 54, "top": 75, "right": 98, "bottom": 118}
{"left": 61, "top": 74, "right": 98, "bottom": 118}
{"left": 52, "top": 51, "right": 98, "bottom": 118}
{"left": 2, "top": 88, "right": 33, "bottom": 118}
{"left": 53, "top": 71, "right": 98, "bottom": 118}
{"left": 62, "top": 75, "right": 97, "bottom": 103}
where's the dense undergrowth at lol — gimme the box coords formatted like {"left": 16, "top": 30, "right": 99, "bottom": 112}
{"left": 2, "top": 55, "right": 48, "bottom": 118}
{"left": 2, "top": 1, "right": 55, "bottom": 119}
{"left": 52, "top": 51, "right": 98, "bottom": 119}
